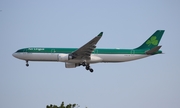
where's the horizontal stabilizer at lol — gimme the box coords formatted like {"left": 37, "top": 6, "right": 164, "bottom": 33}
{"left": 146, "top": 46, "right": 162, "bottom": 55}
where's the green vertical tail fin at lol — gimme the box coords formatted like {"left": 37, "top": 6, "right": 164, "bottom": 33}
{"left": 135, "top": 30, "right": 165, "bottom": 49}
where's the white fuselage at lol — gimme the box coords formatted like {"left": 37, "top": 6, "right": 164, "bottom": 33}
{"left": 13, "top": 52, "right": 149, "bottom": 63}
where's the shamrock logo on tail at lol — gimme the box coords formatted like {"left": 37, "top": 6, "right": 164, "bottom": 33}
{"left": 146, "top": 36, "right": 158, "bottom": 46}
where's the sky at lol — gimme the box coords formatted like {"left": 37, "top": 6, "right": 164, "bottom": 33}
{"left": 0, "top": 0, "right": 180, "bottom": 108}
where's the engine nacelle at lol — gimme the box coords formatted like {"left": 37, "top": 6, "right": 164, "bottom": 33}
{"left": 58, "top": 53, "right": 76, "bottom": 62}
{"left": 58, "top": 54, "right": 69, "bottom": 61}
{"left": 65, "top": 62, "right": 77, "bottom": 68}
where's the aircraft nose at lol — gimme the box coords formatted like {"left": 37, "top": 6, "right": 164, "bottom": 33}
{"left": 12, "top": 52, "right": 17, "bottom": 58}
{"left": 12, "top": 52, "right": 24, "bottom": 60}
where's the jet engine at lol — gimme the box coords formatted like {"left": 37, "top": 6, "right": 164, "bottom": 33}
{"left": 58, "top": 53, "right": 75, "bottom": 62}
{"left": 65, "top": 62, "right": 77, "bottom": 68}
{"left": 58, "top": 54, "right": 69, "bottom": 61}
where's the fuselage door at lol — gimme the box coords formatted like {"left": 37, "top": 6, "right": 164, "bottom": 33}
{"left": 94, "top": 49, "right": 98, "bottom": 54}
{"left": 23, "top": 48, "right": 27, "bottom": 54}
{"left": 51, "top": 49, "right": 56, "bottom": 53}
{"left": 131, "top": 50, "right": 135, "bottom": 55}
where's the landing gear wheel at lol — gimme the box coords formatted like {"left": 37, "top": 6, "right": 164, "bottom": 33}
{"left": 26, "top": 64, "right": 29, "bottom": 67}
{"left": 26, "top": 61, "right": 29, "bottom": 67}
{"left": 86, "top": 66, "right": 90, "bottom": 70}
{"left": 82, "top": 62, "right": 86, "bottom": 66}
{"left": 82, "top": 62, "right": 93, "bottom": 72}
{"left": 89, "top": 68, "right": 93, "bottom": 72}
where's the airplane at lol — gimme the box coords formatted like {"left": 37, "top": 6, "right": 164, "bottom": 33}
{"left": 13, "top": 30, "right": 164, "bottom": 72}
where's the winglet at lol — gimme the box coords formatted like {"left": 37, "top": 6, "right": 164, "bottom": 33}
{"left": 146, "top": 46, "right": 162, "bottom": 55}
{"left": 98, "top": 32, "right": 103, "bottom": 37}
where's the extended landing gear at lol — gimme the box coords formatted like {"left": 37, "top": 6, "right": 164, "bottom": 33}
{"left": 85, "top": 65, "right": 94, "bottom": 72}
{"left": 89, "top": 68, "right": 94, "bottom": 72}
{"left": 26, "top": 61, "right": 29, "bottom": 67}
{"left": 82, "top": 62, "right": 94, "bottom": 73}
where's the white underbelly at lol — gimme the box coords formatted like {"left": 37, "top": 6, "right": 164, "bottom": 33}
{"left": 16, "top": 53, "right": 149, "bottom": 63}
{"left": 24, "top": 53, "right": 58, "bottom": 61}
{"left": 97, "top": 54, "right": 149, "bottom": 62}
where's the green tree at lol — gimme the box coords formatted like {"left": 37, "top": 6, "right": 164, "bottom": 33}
{"left": 46, "top": 102, "right": 80, "bottom": 108}
{"left": 60, "top": 101, "right": 65, "bottom": 108}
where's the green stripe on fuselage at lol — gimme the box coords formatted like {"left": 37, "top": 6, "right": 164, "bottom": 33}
{"left": 15, "top": 47, "right": 162, "bottom": 54}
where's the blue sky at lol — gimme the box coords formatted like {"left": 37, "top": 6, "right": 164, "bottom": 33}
{"left": 1, "top": 0, "right": 180, "bottom": 108}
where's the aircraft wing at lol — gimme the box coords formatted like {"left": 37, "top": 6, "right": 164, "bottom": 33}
{"left": 69, "top": 32, "right": 103, "bottom": 60}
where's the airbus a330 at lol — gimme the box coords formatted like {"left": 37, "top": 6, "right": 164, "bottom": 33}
{"left": 13, "top": 30, "right": 164, "bottom": 72}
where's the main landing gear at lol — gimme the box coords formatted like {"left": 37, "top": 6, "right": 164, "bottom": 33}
{"left": 81, "top": 62, "right": 94, "bottom": 73}
{"left": 26, "top": 60, "right": 29, "bottom": 67}
{"left": 24, "top": 60, "right": 93, "bottom": 72}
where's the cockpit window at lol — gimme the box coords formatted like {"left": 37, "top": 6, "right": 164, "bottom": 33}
{"left": 16, "top": 48, "right": 27, "bottom": 53}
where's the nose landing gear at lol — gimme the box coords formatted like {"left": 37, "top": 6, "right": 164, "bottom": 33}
{"left": 26, "top": 61, "right": 29, "bottom": 67}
